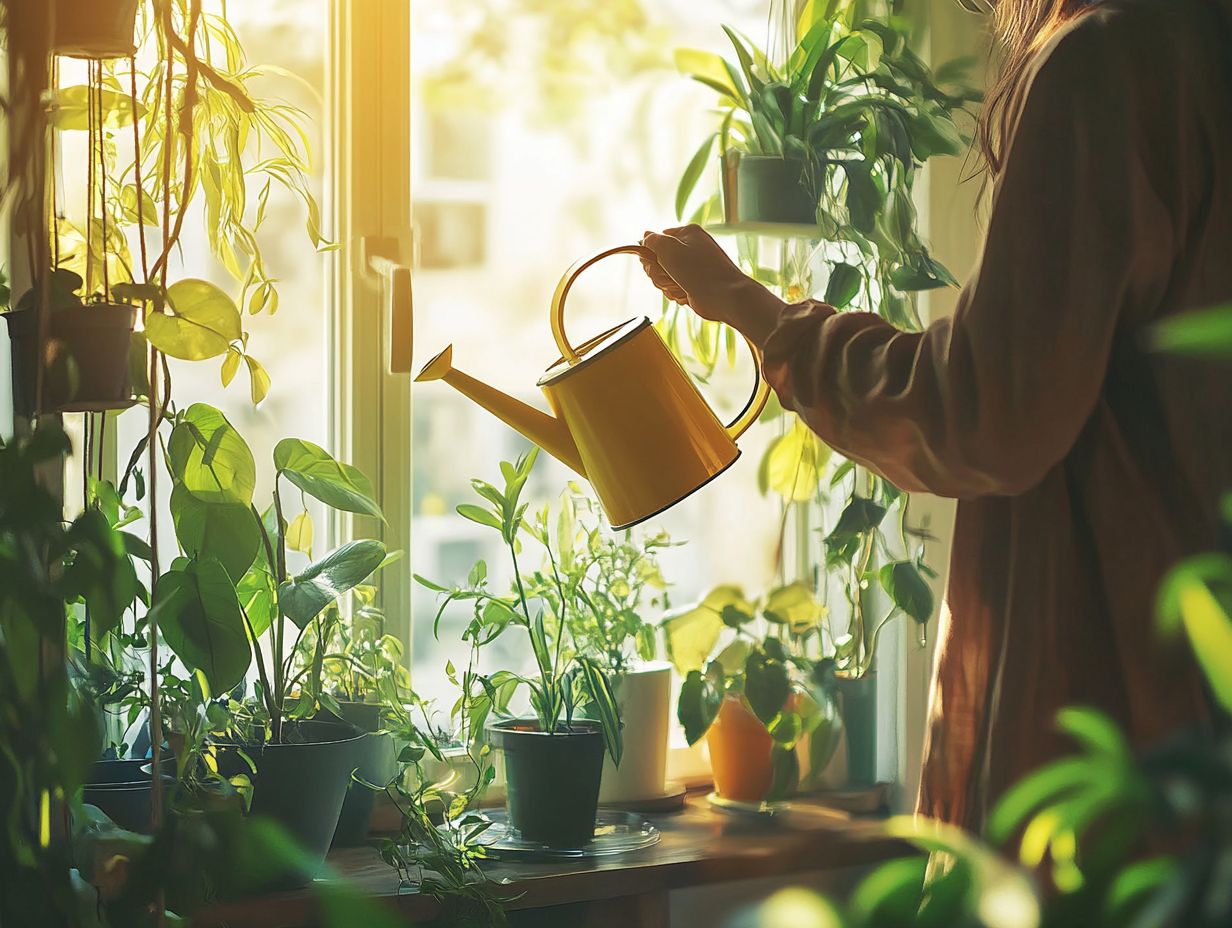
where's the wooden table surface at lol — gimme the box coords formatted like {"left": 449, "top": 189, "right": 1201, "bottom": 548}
{"left": 193, "top": 792, "right": 913, "bottom": 927}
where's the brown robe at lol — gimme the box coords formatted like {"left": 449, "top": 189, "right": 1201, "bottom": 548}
{"left": 761, "top": 0, "right": 1232, "bottom": 831}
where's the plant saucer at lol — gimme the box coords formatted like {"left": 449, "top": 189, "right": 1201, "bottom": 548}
{"left": 706, "top": 791, "right": 790, "bottom": 817}
{"left": 446, "top": 809, "right": 660, "bottom": 861}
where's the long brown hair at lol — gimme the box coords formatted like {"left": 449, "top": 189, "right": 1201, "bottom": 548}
{"left": 979, "top": 0, "right": 1097, "bottom": 172}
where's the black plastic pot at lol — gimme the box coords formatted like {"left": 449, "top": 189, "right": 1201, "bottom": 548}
{"left": 490, "top": 719, "right": 605, "bottom": 848}
{"left": 316, "top": 701, "right": 397, "bottom": 846}
{"left": 212, "top": 720, "right": 365, "bottom": 886}
{"left": 81, "top": 758, "right": 175, "bottom": 833}
{"left": 52, "top": 0, "right": 140, "bottom": 59}
{"left": 722, "top": 152, "right": 819, "bottom": 225}
{"left": 837, "top": 673, "right": 878, "bottom": 787}
{"left": 4, "top": 304, "right": 136, "bottom": 415}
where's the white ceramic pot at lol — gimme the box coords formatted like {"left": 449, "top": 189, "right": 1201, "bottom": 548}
{"left": 598, "top": 661, "right": 672, "bottom": 804}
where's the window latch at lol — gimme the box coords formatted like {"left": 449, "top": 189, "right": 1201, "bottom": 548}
{"left": 361, "top": 236, "right": 413, "bottom": 375}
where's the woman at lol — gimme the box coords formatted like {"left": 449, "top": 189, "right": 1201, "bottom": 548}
{"left": 641, "top": 0, "right": 1232, "bottom": 831}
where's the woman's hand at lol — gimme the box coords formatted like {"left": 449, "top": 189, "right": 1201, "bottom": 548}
{"left": 640, "top": 224, "right": 786, "bottom": 348}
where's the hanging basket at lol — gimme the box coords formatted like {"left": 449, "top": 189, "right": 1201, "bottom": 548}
{"left": 5, "top": 304, "right": 138, "bottom": 415}
{"left": 52, "top": 0, "right": 140, "bottom": 60}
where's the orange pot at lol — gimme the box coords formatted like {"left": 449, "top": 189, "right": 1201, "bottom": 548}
{"left": 706, "top": 697, "right": 773, "bottom": 802}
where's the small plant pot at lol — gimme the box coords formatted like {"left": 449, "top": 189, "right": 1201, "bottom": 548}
{"left": 212, "top": 720, "right": 365, "bottom": 887}
{"left": 4, "top": 305, "right": 137, "bottom": 414}
{"left": 489, "top": 719, "right": 604, "bottom": 848}
{"left": 316, "top": 701, "right": 397, "bottom": 847}
{"left": 837, "top": 672, "right": 878, "bottom": 787}
{"left": 721, "top": 151, "right": 819, "bottom": 226}
{"left": 52, "top": 0, "right": 140, "bottom": 59}
{"left": 599, "top": 662, "right": 672, "bottom": 804}
{"left": 80, "top": 758, "right": 175, "bottom": 833}
{"left": 705, "top": 697, "right": 773, "bottom": 803}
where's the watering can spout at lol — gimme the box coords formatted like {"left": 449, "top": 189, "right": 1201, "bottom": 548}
{"left": 414, "top": 346, "right": 586, "bottom": 477}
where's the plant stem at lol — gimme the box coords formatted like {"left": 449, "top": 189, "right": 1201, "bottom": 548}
{"left": 271, "top": 481, "right": 288, "bottom": 738}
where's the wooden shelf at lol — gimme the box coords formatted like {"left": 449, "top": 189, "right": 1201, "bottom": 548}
{"left": 191, "top": 790, "right": 913, "bottom": 927}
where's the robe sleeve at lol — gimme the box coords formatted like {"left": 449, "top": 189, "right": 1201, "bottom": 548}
{"left": 761, "top": 13, "right": 1182, "bottom": 499}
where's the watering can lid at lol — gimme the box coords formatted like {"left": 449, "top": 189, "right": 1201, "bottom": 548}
{"left": 537, "top": 317, "right": 650, "bottom": 386}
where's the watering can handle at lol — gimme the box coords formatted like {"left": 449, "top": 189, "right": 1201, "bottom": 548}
{"left": 549, "top": 244, "right": 771, "bottom": 442}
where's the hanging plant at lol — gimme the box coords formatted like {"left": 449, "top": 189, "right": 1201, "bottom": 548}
{"left": 52, "top": 0, "right": 141, "bottom": 60}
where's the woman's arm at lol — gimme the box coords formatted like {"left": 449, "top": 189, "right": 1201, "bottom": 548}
{"left": 644, "top": 10, "right": 1186, "bottom": 499}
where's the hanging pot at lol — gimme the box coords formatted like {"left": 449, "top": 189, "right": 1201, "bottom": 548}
{"left": 315, "top": 701, "right": 397, "bottom": 847}
{"left": 721, "top": 151, "right": 820, "bottom": 226}
{"left": 705, "top": 697, "right": 774, "bottom": 803}
{"left": 52, "top": 0, "right": 140, "bottom": 60}
{"left": 489, "top": 719, "right": 604, "bottom": 848}
{"left": 837, "top": 672, "right": 878, "bottom": 787}
{"left": 598, "top": 662, "right": 672, "bottom": 804}
{"left": 212, "top": 720, "right": 364, "bottom": 888}
{"left": 4, "top": 304, "right": 137, "bottom": 415}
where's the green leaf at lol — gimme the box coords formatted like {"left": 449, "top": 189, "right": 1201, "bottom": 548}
{"left": 761, "top": 418, "right": 831, "bottom": 502}
{"left": 825, "top": 496, "right": 888, "bottom": 546}
{"left": 456, "top": 504, "right": 502, "bottom": 532}
{"left": 1156, "top": 553, "right": 1232, "bottom": 713}
{"left": 763, "top": 582, "right": 824, "bottom": 631}
{"left": 167, "top": 404, "right": 256, "bottom": 506}
{"left": 1151, "top": 303, "right": 1232, "bottom": 357}
{"left": 153, "top": 559, "right": 251, "bottom": 693}
{"left": 744, "top": 649, "right": 789, "bottom": 726}
{"left": 170, "top": 482, "right": 260, "bottom": 583}
{"left": 676, "top": 135, "right": 716, "bottom": 221}
{"left": 52, "top": 84, "right": 145, "bottom": 130}
{"left": 579, "top": 658, "right": 623, "bottom": 765}
{"left": 824, "top": 263, "right": 862, "bottom": 308}
{"left": 279, "top": 539, "right": 388, "bottom": 628}
{"left": 889, "top": 254, "right": 959, "bottom": 292}
{"left": 674, "top": 48, "right": 738, "bottom": 99}
{"left": 842, "top": 160, "right": 880, "bottom": 235}
{"left": 245, "top": 355, "right": 271, "bottom": 406}
{"left": 986, "top": 757, "right": 1098, "bottom": 845}
{"left": 678, "top": 666, "right": 724, "bottom": 745}
{"left": 144, "top": 279, "right": 242, "bottom": 361}
{"left": 285, "top": 510, "right": 313, "bottom": 558}
{"left": 878, "top": 561, "right": 934, "bottom": 624}
{"left": 661, "top": 585, "right": 750, "bottom": 673}
{"left": 274, "top": 438, "right": 383, "bottom": 520}
{"left": 767, "top": 744, "right": 800, "bottom": 802}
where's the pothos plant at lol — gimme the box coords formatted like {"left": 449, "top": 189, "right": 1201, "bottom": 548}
{"left": 415, "top": 449, "right": 624, "bottom": 766}
{"left": 150, "top": 402, "right": 389, "bottom": 744}
{"left": 664, "top": 0, "right": 966, "bottom": 678}
{"left": 523, "top": 485, "right": 677, "bottom": 677}
{"left": 49, "top": 0, "right": 329, "bottom": 405}
{"left": 664, "top": 582, "right": 841, "bottom": 798}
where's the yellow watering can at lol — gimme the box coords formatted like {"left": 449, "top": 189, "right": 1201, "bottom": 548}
{"left": 414, "top": 245, "right": 771, "bottom": 530}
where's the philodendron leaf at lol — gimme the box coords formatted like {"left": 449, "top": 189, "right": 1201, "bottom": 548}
{"left": 274, "top": 438, "right": 383, "bottom": 520}
{"left": 153, "top": 559, "right": 251, "bottom": 693}
{"left": 763, "top": 582, "right": 824, "bottom": 631}
{"left": 825, "top": 496, "right": 888, "bottom": 546}
{"left": 759, "top": 417, "right": 831, "bottom": 502}
{"left": 167, "top": 404, "right": 256, "bottom": 506}
{"left": 170, "top": 481, "right": 260, "bottom": 583}
{"left": 678, "top": 665, "right": 724, "bottom": 745}
{"left": 879, "top": 561, "right": 935, "bottom": 624}
{"left": 824, "top": 262, "right": 862, "bottom": 308}
{"left": 744, "top": 648, "right": 790, "bottom": 726}
{"left": 279, "top": 539, "right": 387, "bottom": 628}
{"left": 661, "top": 584, "right": 750, "bottom": 673}
{"left": 144, "top": 279, "right": 242, "bottom": 361}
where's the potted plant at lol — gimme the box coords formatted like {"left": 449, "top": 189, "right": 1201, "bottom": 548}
{"left": 522, "top": 488, "right": 679, "bottom": 805}
{"left": 294, "top": 590, "right": 403, "bottom": 846}
{"left": 665, "top": 583, "right": 841, "bottom": 804}
{"left": 3, "top": 269, "right": 137, "bottom": 415}
{"left": 417, "top": 449, "right": 624, "bottom": 849}
{"left": 152, "top": 402, "right": 390, "bottom": 883}
{"left": 676, "top": 13, "right": 977, "bottom": 231}
{"left": 51, "top": 0, "right": 140, "bottom": 59}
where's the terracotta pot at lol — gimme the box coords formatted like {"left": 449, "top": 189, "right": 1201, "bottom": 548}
{"left": 705, "top": 697, "right": 773, "bottom": 802}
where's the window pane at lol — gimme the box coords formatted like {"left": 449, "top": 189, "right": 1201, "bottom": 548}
{"left": 410, "top": 1, "right": 786, "bottom": 709}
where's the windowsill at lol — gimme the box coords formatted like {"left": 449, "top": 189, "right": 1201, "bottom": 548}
{"left": 191, "top": 788, "right": 912, "bottom": 927}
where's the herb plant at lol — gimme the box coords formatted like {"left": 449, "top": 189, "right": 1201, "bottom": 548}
{"left": 416, "top": 449, "right": 624, "bottom": 765}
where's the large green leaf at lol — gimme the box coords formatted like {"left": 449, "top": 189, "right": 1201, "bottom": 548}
{"left": 824, "top": 262, "right": 862, "bottom": 308}
{"left": 153, "top": 559, "right": 251, "bottom": 693}
{"left": 759, "top": 417, "right": 831, "bottom": 502}
{"left": 144, "top": 279, "right": 242, "bottom": 361}
{"left": 745, "top": 648, "right": 790, "bottom": 726}
{"left": 170, "top": 482, "right": 260, "bottom": 583}
{"left": 878, "top": 561, "right": 934, "bottom": 624}
{"left": 1151, "top": 304, "right": 1232, "bottom": 358}
{"left": 52, "top": 85, "right": 145, "bottom": 130}
{"left": 678, "top": 665, "right": 724, "bottom": 745}
{"left": 278, "top": 539, "right": 387, "bottom": 628}
{"left": 661, "top": 585, "right": 750, "bottom": 673}
{"left": 237, "top": 563, "right": 278, "bottom": 637}
{"left": 764, "top": 582, "right": 825, "bottom": 632}
{"left": 167, "top": 404, "right": 256, "bottom": 506}
{"left": 274, "top": 438, "right": 383, "bottom": 520}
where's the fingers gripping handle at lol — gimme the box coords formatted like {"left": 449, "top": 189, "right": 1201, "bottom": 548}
{"left": 549, "top": 242, "right": 770, "bottom": 440}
